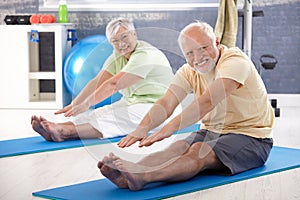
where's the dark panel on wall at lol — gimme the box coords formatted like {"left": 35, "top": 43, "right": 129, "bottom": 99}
{"left": 39, "top": 32, "right": 55, "bottom": 72}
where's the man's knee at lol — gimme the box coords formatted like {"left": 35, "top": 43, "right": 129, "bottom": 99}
{"left": 189, "top": 142, "right": 215, "bottom": 159}
{"left": 168, "top": 140, "right": 190, "bottom": 156}
{"left": 188, "top": 142, "right": 224, "bottom": 170}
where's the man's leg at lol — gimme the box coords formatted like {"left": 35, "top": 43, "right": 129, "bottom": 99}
{"left": 137, "top": 139, "right": 190, "bottom": 166}
{"left": 103, "top": 141, "right": 226, "bottom": 191}
{"left": 98, "top": 153, "right": 128, "bottom": 189}
{"left": 99, "top": 139, "right": 190, "bottom": 189}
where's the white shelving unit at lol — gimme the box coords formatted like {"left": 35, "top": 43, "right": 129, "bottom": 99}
{"left": 0, "top": 24, "right": 73, "bottom": 109}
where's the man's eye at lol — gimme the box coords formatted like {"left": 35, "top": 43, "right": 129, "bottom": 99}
{"left": 186, "top": 51, "right": 193, "bottom": 56}
{"left": 199, "top": 46, "right": 207, "bottom": 51}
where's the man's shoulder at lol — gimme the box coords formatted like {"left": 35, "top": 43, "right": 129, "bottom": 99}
{"left": 221, "top": 46, "right": 246, "bottom": 59}
{"left": 217, "top": 46, "right": 250, "bottom": 69}
{"left": 176, "top": 63, "right": 196, "bottom": 77}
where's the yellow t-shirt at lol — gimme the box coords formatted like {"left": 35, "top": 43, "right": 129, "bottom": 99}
{"left": 172, "top": 45, "right": 274, "bottom": 138}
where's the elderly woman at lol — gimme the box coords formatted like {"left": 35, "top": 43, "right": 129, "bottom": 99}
{"left": 31, "top": 17, "right": 174, "bottom": 142}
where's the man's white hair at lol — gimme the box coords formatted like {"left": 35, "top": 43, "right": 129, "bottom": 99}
{"left": 178, "top": 21, "right": 216, "bottom": 50}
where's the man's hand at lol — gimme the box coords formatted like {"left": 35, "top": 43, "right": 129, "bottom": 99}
{"left": 139, "top": 129, "right": 174, "bottom": 147}
{"left": 117, "top": 130, "right": 148, "bottom": 148}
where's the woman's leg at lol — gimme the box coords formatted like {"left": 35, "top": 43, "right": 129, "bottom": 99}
{"left": 32, "top": 114, "right": 103, "bottom": 142}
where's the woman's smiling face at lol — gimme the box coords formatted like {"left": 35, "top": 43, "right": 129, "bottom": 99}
{"left": 110, "top": 26, "right": 138, "bottom": 59}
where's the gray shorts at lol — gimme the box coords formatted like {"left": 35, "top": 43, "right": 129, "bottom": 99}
{"left": 184, "top": 129, "right": 273, "bottom": 175}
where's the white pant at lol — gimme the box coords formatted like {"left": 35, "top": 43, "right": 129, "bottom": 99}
{"left": 73, "top": 98, "right": 181, "bottom": 138}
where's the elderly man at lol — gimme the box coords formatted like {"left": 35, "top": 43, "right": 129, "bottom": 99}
{"left": 31, "top": 17, "right": 174, "bottom": 142}
{"left": 99, "top": 21, "right": 274, "bottom": 191}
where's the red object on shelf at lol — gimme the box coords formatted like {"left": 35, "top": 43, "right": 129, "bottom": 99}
{"left": 30, "top": 14, "right": 56, "bottom": 24}
{"left": 30, "top": 15, "right": 41, "bottom": 24}
{"left": 50, "top": 15, "right": 56, "bottom": 23}
{"left": 40, "top": 15, "right": 55, "bottom": 23}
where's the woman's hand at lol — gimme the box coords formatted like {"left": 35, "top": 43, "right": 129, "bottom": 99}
{"left": 64, "top": 101, "right": 90, "bottom": 117}
{"left": 54, "top": 104, "right": 73, "bottom": 116}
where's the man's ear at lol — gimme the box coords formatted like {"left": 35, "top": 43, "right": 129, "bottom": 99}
{"left": 215, "top": 36, "right": 221, "bottom": 46}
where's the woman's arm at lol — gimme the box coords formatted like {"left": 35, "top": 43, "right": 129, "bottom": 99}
{"left": 64, "top": 71, "right": 143, "bottom": 116}
{"left": 55, "top": 70, "right": 113, "bottom": 115}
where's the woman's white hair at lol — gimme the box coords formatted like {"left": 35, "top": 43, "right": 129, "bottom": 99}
{"left": 178, "top": 21, "right": 216, "bottom": 49}
{"left": 106, "top": 17, "right": 135, "bottom": 40}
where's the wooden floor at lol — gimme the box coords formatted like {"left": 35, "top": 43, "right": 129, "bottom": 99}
{"left": 0, "top": 94, "right": 300, "bottom": 200}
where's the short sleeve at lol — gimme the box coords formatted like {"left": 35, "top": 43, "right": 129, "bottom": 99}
{"left": 216, "top": 50, "right": 251, "bottom": 85}
{"left": 172, "top": 66, "right": 193, "bottom": 93}
{"left": 103, "top": 54, "right": 118, "bottom": 75}
{"left": 121, "top": 51, "right": 153, "bottom": 78}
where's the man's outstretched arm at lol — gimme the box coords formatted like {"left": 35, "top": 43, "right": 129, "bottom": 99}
{"left": 117, "top": 84, "right": 188, "bottom": 148}
{"left": 139, "top": 78, "right": 240, "bottom": 147}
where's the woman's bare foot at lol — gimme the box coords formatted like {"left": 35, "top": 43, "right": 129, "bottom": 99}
{"left": 40, "top": 121, "right": 66, "bottom": 142}
{"left": 31, "top": 115, "right": 52, "bottom": 141}
{"left": 98, "top": 153, "right": 128, "bottom": 189}
{"left": 112, "top": 153, "right": 146, "bottom": 191}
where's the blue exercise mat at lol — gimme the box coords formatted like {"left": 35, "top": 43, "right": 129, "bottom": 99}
{"left": 33, "top": 146, "right": 300, "bottom": 200}
{"left": 0, "top": 124, "right": 200, "bottom": 158}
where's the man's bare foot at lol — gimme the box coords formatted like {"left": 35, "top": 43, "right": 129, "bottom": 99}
{"left": 40, "top": 121, "right": 65, "bottom": 142}
{"left": 112, "top": 153, "right": 146, "bottom": 191}
{"left": 98, "top": 153, "right": 128, "bottom": 189}
{"left": 31, "top": 115, "right": 52, "bottom": 141}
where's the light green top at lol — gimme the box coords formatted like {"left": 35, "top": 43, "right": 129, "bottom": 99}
{"left": 104, "top": 40, "right": 174, "bottom": 104}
